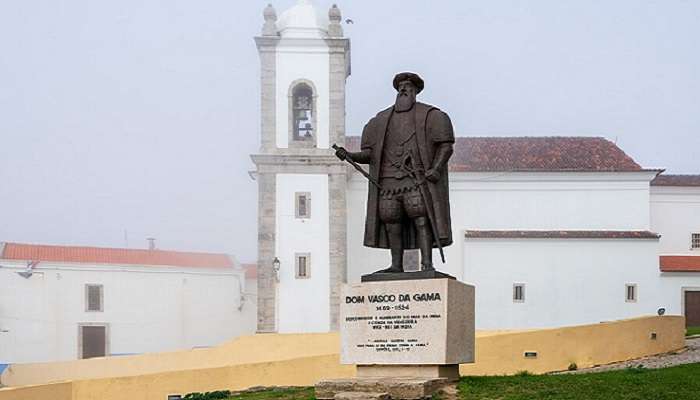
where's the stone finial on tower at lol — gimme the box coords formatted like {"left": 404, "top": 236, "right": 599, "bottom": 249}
{"left": 262, "top": 3, "right": 278, "bottom": 36}
{"left": 328, "top": 4, "right": 343, "bottom": 37}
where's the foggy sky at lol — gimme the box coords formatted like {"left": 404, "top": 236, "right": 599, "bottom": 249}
{"left": 1, "top": 0, "right": 698, "bottom": 262}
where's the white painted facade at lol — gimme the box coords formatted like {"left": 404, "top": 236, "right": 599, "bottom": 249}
{"left": 348, "top": 171, "right": 658, "bottom": 283}
{"left": 0, "top": 260, "right": 254, "bottom": 364}
{"left": 651, "top": 186, "right": 700, "bottom": 255}
{"left": 463, "top": 238, "right": 661, "bottom": 329}
{"left": 651, "top": 185, "right": 700, "bottom": 320}
{"left": 347, "top": 171, "right": 678, "bottom": 330}
{"left": 275, "top": 173, "right": 330, "bottom": 332}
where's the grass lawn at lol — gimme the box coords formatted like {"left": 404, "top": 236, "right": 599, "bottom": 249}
{"left": 686, "top": 326, "right": 700, "bottom": 337}
{"left": 459, "top": 363, "right": 700, "bottom": 400}
{"left": 222, "top": 363, "right": 700, "bottom": 400}
{"left": 228, "top": 387, "right": 315, "bottom": 400}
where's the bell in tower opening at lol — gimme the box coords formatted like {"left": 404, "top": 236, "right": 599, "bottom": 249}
{"left": 292, "top": 83, "right": 314, "bottom": 141}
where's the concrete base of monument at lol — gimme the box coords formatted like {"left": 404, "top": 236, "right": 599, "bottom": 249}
{"left": 315, "top": 376, "right": 448, "bottom": 400}
{"left": 319, "top": 277, "right": 475, "bottom": 399}
{"left": 356, "top": 364, "right": 460, "bottom": 381}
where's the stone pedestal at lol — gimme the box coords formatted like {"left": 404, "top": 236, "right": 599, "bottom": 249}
{"left": 317, "top": 277, "right": 475, "bottom": 399}
{"left": 356, "top": 365, "right": 460, "bottom": 381}
{"left": 341, "top": 278, "right": 475, "bottom": 366}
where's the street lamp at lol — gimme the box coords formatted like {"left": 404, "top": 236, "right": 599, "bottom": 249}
{"left": 272, "top": 257, "right": 281, "bottom": 282}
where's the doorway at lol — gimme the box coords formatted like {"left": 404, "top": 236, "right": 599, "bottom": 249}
{"left": 79, "top": 324, "right": 108, "bottom": 359}
{"left": 685, "top": 290, "right": 700, "bottom": 328}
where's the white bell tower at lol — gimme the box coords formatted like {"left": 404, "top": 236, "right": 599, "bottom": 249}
{"left": 252, "top": 1, "right": 351, "bottom": 333}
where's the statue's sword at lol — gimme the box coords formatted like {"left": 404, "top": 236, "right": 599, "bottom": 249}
{"left": 332, "top": 144, "right": 382, "bottom": 190}
{"left": 401, "top": 153, "right": 446, "bottom": 263}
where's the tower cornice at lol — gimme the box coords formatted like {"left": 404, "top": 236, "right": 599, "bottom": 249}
{"left": 251, "top": 154, "right": 347, "bottom": 175}
{"left": 254, "top": 36, "right": 280, "bottom": 51}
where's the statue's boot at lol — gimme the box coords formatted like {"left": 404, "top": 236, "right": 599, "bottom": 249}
{"left": 374, "top": 222, "right": 404, "bottom": 274}
{"left": 416, "top": 216, "right": 435, "bottom": 272}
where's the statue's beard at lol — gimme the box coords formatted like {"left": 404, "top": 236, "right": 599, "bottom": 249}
{"left": 394, "top": 93, "right": 415, "bottom": 112}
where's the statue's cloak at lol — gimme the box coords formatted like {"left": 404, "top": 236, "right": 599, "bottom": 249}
{"left": 360, "top": 102, "right": 455, "bottom": 249}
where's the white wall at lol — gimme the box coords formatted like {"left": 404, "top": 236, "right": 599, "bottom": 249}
{"left": 463, "top": 238, "right": 663, "bottom": 329}
{"left": 651, "top": 186, "right": 700, "bottom": 255}
{"left": 658, "top": 273, "right": 700, "bottom": 317}
{"left": 275, "top": 173, "right": 330, "bottom": 332}
{"left": 275, "top": 38, "right": 330, "bottom": 149}
{"left": 347, "top": 171, "right": 658, "bottom": 282}
{"left": 345, "top": 170, "right": 672, "bottom": 329}
{"left": 0, "top": 262, "right": 251, "bottom": 364}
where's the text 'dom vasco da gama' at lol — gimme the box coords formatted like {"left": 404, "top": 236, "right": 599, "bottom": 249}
{"left": 340, "top": 279, "right": 474, "bottom": 365}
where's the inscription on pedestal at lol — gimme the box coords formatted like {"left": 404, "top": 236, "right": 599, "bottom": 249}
{"left": 340, "top": 278, "right": 474, "bottom": 365}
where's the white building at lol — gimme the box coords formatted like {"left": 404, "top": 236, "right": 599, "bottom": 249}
{"left": 0, "top": 242, "right": 256, "bottom": 364}
{"left": 652, "top": 175, "right": 700, "bottom": 328}
{"left": 252, "top": 1, "right": 700, "bottom": 332}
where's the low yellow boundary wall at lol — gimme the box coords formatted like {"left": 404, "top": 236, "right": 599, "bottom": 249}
{"left": 460, "top": 315, "right": 685, "bottom": 375}
{"left": 0, "top": 316, "right": 686, "bottom": 400}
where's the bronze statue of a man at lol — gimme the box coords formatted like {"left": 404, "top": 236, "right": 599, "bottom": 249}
{"left": 335, "top": 72, "right": 455, "bottom": 273}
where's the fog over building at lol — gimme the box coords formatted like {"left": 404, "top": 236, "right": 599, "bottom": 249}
{"left": 1, "top": 0, "right": 699, "bottom": 368}
{"left": 250, "top": 0, "right": 700, "bottom": 334}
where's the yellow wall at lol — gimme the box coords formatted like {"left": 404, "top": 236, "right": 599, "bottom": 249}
{"left": 460, "top": 315, "right": 686, "bottom": 375}
{"left": 0, "top": 316, "right": 686, "bottom": 400}
{"left": 1, "top": 332, "right": 342, "bottom": 388}
{"left": 0, "top": 382, "right": 72, "bottom": 400}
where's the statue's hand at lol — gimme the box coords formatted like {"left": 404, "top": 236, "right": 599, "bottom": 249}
{"left": 335, "top": 146, "right": 350, "bottom": 161}
{"left": 425, "top": 168, "right": 440, "bottom": 183}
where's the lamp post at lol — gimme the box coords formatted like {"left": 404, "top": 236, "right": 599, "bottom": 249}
{"left": 272, "top": 257, "right": 281, "bottom": 282}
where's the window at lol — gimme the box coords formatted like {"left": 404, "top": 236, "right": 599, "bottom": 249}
{"left": 295, "top": 253, "right": 310, "bottom": 278}
{"left": 85, "top": 284, "right": 103, "bottom": 312}
{"left": 79, "top": 324, "right": 108, "bottom": 359}
{"left": 626, "top": 284, "right": 637, "bottom": 302}
{"left": 692, "top": 233, "right": 700, "bottom": 250}
{"left": 295, "top": 192, "right": 311, "bottom": 219}
{"left": 292, "top": 83, "right": 314, "bottom": 141}
{"left": 513, "top": 283, "right": 525, "bottom": 303}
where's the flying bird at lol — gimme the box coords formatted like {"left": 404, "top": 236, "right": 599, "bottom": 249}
{"left": 345, "top": 18, "right": 354, "bottom": 24}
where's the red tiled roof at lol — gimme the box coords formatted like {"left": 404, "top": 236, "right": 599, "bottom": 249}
{"left": 651, "top": 174, "right": 700, "bottom": 187}
{"left": 660, "top": 256, "right": 700, "bottom": 272}
{"left": 241, "top": 263, "right": 258, "bottom": 279}
{"left": 346, "top": 136, "right": 643, "bottom": 172}
{"left": 464, "top": 230, "right": 660, "bottom": 239}
{"left": 0, "top": 242, "right": 234, "bottom": 268}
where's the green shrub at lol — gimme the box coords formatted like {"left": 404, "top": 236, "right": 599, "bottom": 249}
{"left": 183, "top": 390, "right": 231, "bottom": 400}
{"left": 568, "top": 362, "right": 578, "bottom": 371}
{"left": 625, "top": 365, "right": 647, "bottom": 374}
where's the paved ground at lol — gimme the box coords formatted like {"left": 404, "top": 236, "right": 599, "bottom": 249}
{"left": 561, "top": 336, "right": 700, "bottom": 374}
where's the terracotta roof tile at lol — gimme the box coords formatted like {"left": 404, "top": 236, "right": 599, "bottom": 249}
{"left": 241, "top": 263, "right": 258, "bottom": 279}
{"left": 464, "top": 230, "right": 660, "bottom": 239}
{"left": 651, "top": 174, "right": 700, "bottom": 187}
{"left": 346, "top": 136, "right": 643, "bottom": 172}
{"left": 1, "top": 242, "right": 234, "bottom": 268}
{"left": 660, "top": 256, "right": 700, "bottom": 272}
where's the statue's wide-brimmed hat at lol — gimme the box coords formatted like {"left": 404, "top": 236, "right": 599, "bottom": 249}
{"left": 392, "top": 72, "right": 424, "bottom": 94}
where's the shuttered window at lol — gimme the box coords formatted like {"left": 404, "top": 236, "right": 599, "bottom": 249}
{"left": 295, "top": 253, "right": 310, "bottom": 278}
{"left": 626, "top": 284, "right": 637, "bottom": 302}
{"left": 513, "top": 283, "right": 525, "bottom": 303}
{"left": 85, "top": 284, "right": 103, "bottom": 312}
{"left": 295, "top": 192, "right": 311, "bottom": 219}
{"left": 692, "top": 233, "right": 700, "bottom": 250}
